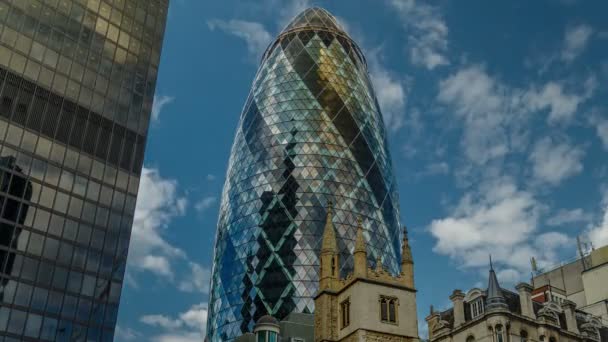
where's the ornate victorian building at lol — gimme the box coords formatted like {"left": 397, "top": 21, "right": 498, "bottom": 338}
{"left": 426, "top": 262, "right": 608, "bottom": 342}
{"left": 314, "top": 204, "right": 419, "bottom": 342}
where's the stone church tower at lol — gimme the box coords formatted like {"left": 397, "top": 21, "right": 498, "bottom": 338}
{"left": 314, "top": 205, "right": 420, "bottom": 341}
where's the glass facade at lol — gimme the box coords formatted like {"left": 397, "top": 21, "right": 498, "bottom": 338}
{"left": 207, "top": 7, "right": 402, "bottom": 341}
{"left": 0, "top": 0, "right": 168, "bottom": 340}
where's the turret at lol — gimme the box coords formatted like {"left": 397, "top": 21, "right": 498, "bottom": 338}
{"left": 485, "top": 256, "right": 508, "bottom": 311}
{"left": 353, "top": 216, "right": 368, "bottom": 278}
{"left": 320, "top": 202, "right": 339, "bottom": 291}
{"left": 401, "top": 227, "right": 415, "bottom": 288}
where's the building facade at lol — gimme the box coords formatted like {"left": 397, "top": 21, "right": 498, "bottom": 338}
{"left": 234, "top": 313, "right": 315, "bottom": 342}
{"left": 207, "top": 7, "right": 403, "bottom": 340}
{"left": 0, "top": 0, "right": 169, "bottom": 340}
{"left": 427, "top": 263, "right": 608, "bottom": 342}
{"left": 532, "top": 245, "right": 608, "bottom": 326}
{"left": 314, "top": 206, "right": 418, "bottom": 342}
{"left": 232, "top": 207, "right": 419, "bottom": 342}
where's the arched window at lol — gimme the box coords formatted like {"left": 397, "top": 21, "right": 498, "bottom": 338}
{"left": 495, "top": 325, "right": 504, "bottom": 342}
{"left": 466, "top": 335, "right": 475, "bottom": 342}
{"left": 380, "top": 296, "right": 398, "bottom": 323}
{"left": 340, "top": 298, "right": 350, "bottom": 329}
{"left": 521, "top": 330, "right": 528, "bottom": 342}
{"left": 549, "top": 337, "right": 557, "bottom": 342}
{"left": 539, "top": 335, "right": 546, "bottom": 341}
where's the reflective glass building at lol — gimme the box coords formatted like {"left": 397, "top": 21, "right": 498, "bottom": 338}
{"left": 0, "top": 0, "right": 168, "bottom": 340}
{"left": 208, "top": 8, "right": 402, "bottom": 341}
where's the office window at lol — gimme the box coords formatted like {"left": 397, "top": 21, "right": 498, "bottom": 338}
{"left": 340, "top": 298, "right": 350, "bottom": 329}
{"left": 380, "top": 296, "right": 398, "bottom": 323}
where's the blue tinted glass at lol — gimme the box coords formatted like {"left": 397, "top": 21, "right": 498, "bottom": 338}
{"left": 207, "top": 7, "right": 402, "bottom": 341}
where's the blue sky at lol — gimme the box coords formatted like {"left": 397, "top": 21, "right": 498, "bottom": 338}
{"left": 115, "top": 1, "right": 608, "bottom": 341}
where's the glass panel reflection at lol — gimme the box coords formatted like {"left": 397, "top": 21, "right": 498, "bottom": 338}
{"left": 207, "top": 7, "right": 402, "bottom": 341}
{"left": 0, "top": 0, "right": 169, "bottom": 340}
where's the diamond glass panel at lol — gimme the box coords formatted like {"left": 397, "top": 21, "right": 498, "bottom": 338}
{"left": 207, "top": 7, "right": 402, "bottom": 341}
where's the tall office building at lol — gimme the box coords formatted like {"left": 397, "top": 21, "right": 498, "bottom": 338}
{"left": 208, "top": 7, "right": 403, "bottom": 341}
{"left": 0, "top": 0, "right": 168, "bottom": 340}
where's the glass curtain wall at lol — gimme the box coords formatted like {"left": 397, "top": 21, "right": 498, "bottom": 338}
{"left": 0, "top": 0, "right": 168, "bottom": 341}
{"left": 207, "top": 7, "right": 402, "bottom": 341}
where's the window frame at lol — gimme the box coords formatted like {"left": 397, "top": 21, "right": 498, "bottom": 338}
{"left": 470, "top": 298, "right": 485, "bottom": 318}
{"left": 495, "top": 324, "right": 504, "bottom": 342}
{"left": 340, "top": 297, "right": 350, "bottom": 329}
{"left": 379, "top": 295, "right": 398, "bottom": 324}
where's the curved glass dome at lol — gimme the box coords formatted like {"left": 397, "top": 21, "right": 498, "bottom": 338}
{"left": 206, "top": 7, "right": 402, "bottom": 341}
{"left": 282, "top": 7, "right": 346, "bottom": 34}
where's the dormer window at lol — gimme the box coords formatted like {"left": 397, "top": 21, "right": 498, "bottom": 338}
{"left": 470, "top": 298, "right": 484, "bottom": 318}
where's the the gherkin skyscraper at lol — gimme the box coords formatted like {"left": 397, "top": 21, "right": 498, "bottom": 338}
{"left": 207, "top": 7, "right": 402, "bottom": 340}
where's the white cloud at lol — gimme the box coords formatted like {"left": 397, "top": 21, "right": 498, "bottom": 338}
{"left": 529, "top": 137, "right": 584, "bottom": 185}
{"left": 178, "top": 262, "right": 211, "bottom": 293}
{"left": 561, "top": 24, "right": 593, "bottom": 62}
{"left": 152, "top": 95, "right": 175, "bottom": 122}
{"left": 429, "top": 178, "right": 570, "bottom": 277}
{"left": 496, "top": 268, "right": 522, "bottom": 285}
{"left": 437, "top": 66, "right": 594, "bottom": 167}
{"left": 368, "top": 51, "right": 409, "bottom": 132}
{"left": 437, "top": 65, "right": 516, "bottom": 165}
{"left": 389, "top": 0, "right": 449, "bottom": 69}
{"left": 115, "top": 326, "right": 141, "bottom": 341}
{"left": 141, "top": 315, "right": 183, "bottom": 330}
{"left": 424, "top": 162, "right": 450, "bottom": 176}
{"left": 276, "top": 0, "right": 312, "bottom": 30}
{"left": 195, "top": 196, "right": 217, "bottom": 213}
{"left": 523, "top": 77, "right": 596, "bottom": 124}
{"left": 430, "top": 180, "right": 539, "bottom": 268}
{"left": 142, "top": 303, "right": 208, "bottom": 342}
{"left": 130, "top": 167, "right": 188, "bottom": 279}
{"left": 547, "top": 208, "right": 592, "bottom": 226}
{"left": 589, "top": 211, "right": 608, "bottom": 247}
{"left": 590, "top": 115, "right": 608, "bottom": 150}
{"left": 129, "top": 168, "right": 212, "bottom": 294}
{"left": 207, "top": 19, "right": 272, "bottom": 59}
{"left": 152, "top": 332, "right": 205, "bottom": 342}
{"left": 206, "top": 174, "right": 217, "bottom": 181}
{"left": 588, "top": 193, "right": 608, "bottom": 248}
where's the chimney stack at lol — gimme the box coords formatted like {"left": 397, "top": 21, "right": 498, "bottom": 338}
{"left": 450, "top": 290, "right": 466, "bottom": 327}
{"left": 515, "top": 282, "right": 536, "bottom": 319}
{"left": 561, "top": 300, "right": 579, "bottom": 334}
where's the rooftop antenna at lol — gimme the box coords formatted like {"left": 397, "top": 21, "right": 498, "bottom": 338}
{"left": 577, "top": 235, "right": 588, "bottom": 270}
{"left": 530, "top": 257, "right": 538, "bottom": 287}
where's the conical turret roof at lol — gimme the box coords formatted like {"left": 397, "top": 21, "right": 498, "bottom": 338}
{"left": 486, "top": 256, "right": 508, "bottom": 310}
